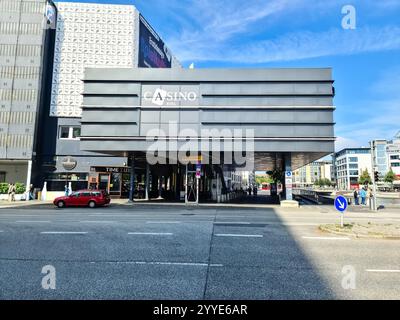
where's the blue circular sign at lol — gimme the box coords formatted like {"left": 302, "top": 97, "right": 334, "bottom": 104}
{"left": 334, "top": 195, "right": 348, "bottom": 212}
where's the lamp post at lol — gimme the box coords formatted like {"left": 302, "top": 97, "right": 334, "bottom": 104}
{"left": 370, "top": 141, "right": 378, "bottom": 211}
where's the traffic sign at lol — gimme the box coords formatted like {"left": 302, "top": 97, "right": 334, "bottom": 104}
{"left": 334, "top": 195, "right": 348, "bottom": 212}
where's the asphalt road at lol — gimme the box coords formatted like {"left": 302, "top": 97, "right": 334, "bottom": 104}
{"left": 0, "top": 203, "right": 400, "bottom": 300}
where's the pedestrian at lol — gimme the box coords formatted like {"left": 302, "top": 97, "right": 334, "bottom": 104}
{"left": 64, "top": 184, "right": 69, "bottom": 197}
{"left": 360, "top": 187, "right": 367, "bottom": 205}
{"left": 29, "top": 184, "right": 34, "bottom": 200}
{"left": 248, "top": 186, "right": 252, "bottom": 196}
{"left": 10, "top": 183, "right": 16, "bottom": 202}
{"left": 253, "top": 185, "right": 257, "bottom": 196}
{"left": 7, "top": 183, "right": 12, "bottom": 202}
{"left": 353, "top": 188, "right": 359, "bottom": 205}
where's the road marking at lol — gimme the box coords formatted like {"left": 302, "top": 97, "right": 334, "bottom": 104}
{"left": 16, "top": 220, "right": 51, "bottom": 223}
{"left": 146, "top": 221, "right": 181, "bottom": 224}
{"left": 80, "top": 221, "right": 115, "bottom": 223}
{"left": 366, "top": 269, "right": 400, "bottom": 273}
{"left": 282, "top": 223, "right": 319, "bottom": 226}
{"left": 302, "top": 236, "right": 350, "bottom": 240}
{"left": 215, "top": 233, "right": 263, "bottom": 238}
{"left": 96, "top": 261, "right": 223, "bottom": 267}
{"left": 214, "top": 222, "right": 251, "bottom": 225}
{"left": 40, "top": 231, "right": 88, "bottom": 234}
{"left": 127, "top": 232, "right": 173, "bottom": 236}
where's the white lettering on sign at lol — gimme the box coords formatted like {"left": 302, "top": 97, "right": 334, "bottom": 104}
{"left": 144, "top": 88, "right": 197, "bottom": 106}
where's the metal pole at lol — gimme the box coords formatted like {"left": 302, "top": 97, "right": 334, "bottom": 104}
{"left": 128, "top": 155, "right": 135, "bottom": 202}
{"left": 196, "top": 175, "right": 199, "bottom": 205}
{"left": 370, "top": 141, "right": 378, "bottom": 211}
{"left": 185, "top": 164, "right": 188, "bottom": 205}
{"left": 340, "top": 213, "right": 344, "bottom": 228}
{"left": 145, "top": 163, "right": 149, "bottom": 200}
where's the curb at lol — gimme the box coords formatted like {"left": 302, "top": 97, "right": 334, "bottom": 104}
{"left": 319, "top": 225, "right": 400, "bottom": 240}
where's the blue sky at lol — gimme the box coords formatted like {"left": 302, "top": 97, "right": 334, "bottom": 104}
{"left": 58, "top": 0, "right": 400, "bottom": 151}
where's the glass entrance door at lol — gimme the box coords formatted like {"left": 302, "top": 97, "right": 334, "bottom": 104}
{"left": 98, "top": 174, "right": 109, "bottom": 192}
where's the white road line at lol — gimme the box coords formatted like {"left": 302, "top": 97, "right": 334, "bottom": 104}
{"left": 282, "top": 223, "right": 319, "bottom": 226}
{"left": 146, "top": 221, "right": 181, "bottom": 224}
{"left": 366, "top": 269, "right": 400, "bottom": 273}
{"left": 302, "top": 236, "right": 350, "bottom": 240}
{"left": 40, "top": 231, "right": 88, "bottom": 234}
{"left": 214, "top": 222, "right": 251, "bottom": 225}
{"left": 80, "top": 221, "right": 115, "bottom": 223}
{"left": 127, "top": 232, "right": 173, "bottom": 236}
{"left": 215, "top": 233, "right": 263, "bottom": 238}
{"left": 96, "top": 261, "right": 223, "bottom": 267}
{"left": 16, "top": 220, "right": 51, "bottom": 223}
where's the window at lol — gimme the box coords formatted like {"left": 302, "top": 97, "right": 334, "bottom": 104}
{"left": 0, "top": 172, "right": 5, "bottom": 183}
{"left": 390, "top": 155, "right": 399, "bottom": 160}
{"left": 348, "top": 157, "right": 358, "bottom": 162}
{"left": 72, "top": 127, "right": 81, "bottom": 139}
{"left": 59, "top": 126, "right": 81, "bottom": 139}
{"left": 392, "top": 163, "right": 400, "bottom": 167}
{"left": 349, "top": 164, "right": 358, "bottom": 169}
{"left": 60, "top": 126, "right": 70, "bottom": 139}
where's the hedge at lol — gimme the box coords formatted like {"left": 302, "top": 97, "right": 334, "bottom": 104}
{"left": 0, "top": 183, "right": 26, "bottom": 194}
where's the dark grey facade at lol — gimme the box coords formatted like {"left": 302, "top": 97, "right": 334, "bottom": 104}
{"left": 80, "top": 68, "right": 335, "bottom": 172}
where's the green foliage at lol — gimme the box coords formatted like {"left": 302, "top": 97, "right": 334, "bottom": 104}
{"left": 268, "top": 169, "right": 283, "bottom": 184}
{"left": 0, "top": 183, "right": 8, "bottom": 194}
{"left": 384, "top": 169, "right": 396, "bottom": 184}
{"left": 15, "top": 183, "right": 25, "bottom": 194}
{"left": 0, "top": 182, "right": 25, "bottom": 194}
{"left": 358, "top": 169, "right": 372, "bottom": 185}
{"left": 255, "top": 175, "right": 273, "bottom": 185}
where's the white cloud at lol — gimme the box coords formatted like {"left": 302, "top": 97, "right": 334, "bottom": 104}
{"left": 171, "top": 25, "right": 400, "bottom": 63}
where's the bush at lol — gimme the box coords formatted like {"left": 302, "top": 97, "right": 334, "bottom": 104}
{"left": 15, "top": 183, "right": 25, "bottom": 194}
{"left": 0, "top": 183, "right": 25, "bottom": 194}
{"left": 0, "top": 183, "right": 8, "bottom": 194}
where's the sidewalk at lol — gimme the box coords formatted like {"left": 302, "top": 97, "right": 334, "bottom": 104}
{"left": 0, "top": 200, "right": 52, "bottom": 209}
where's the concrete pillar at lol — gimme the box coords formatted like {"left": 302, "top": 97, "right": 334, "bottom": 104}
{"left": 25, "top": 160, "right": 32, "bottom": 200}
{"left": 128, "top": 155, "right": 135, "bottom": 202}
{"left": 145, "top": 163, "right": 150, "bottom": 200}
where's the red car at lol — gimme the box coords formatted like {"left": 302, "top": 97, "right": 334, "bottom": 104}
{"left": 53, "top": 190, "right": 110, "bottom": 208}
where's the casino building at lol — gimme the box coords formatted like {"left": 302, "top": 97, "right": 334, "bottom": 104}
{"left": 79, "top": 68, "right": 336, "bottom": 203}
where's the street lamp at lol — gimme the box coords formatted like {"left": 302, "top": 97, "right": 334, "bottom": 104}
{"left": 369, "top": 141, "right": 378, "bottom": 211}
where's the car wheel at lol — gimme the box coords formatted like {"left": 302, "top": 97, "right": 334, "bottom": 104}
{"left": 88, "top": 201, "right": 96, "bottom": 208}
{"left": 57, "top": 201, "right": 65, "bottom": 208}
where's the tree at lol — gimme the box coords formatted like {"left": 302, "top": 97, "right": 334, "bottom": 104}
{"left": 358, "top": 169, "right": 372, "bottom": 185}
{"left": 384, "top": 169, "right": 396, "bottom": 184}
{"left": 255, "top": 175, "right": 273, "bottom": 185}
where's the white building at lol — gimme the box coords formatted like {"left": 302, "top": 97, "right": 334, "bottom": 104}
{"left": 333, "top": 148, "right": 372, "bottom": 190}
{"left": 50, "top": 1, "right": 180, "bottom": 117}
{"left": 293, "top": 160, "right": 333, "bottom": 187}
{"left": 36, "top": 1, "right": 182, "bottom": 195}
{"left": 241, "top": 171, "right": 255, "bottom": 187}
{"left": 385, "top": 131, "right": 400, "bottom": 178}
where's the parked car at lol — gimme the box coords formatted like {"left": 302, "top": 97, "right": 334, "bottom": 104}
{"left": 53, "top": 190, "right": 110, "bottom": 208}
